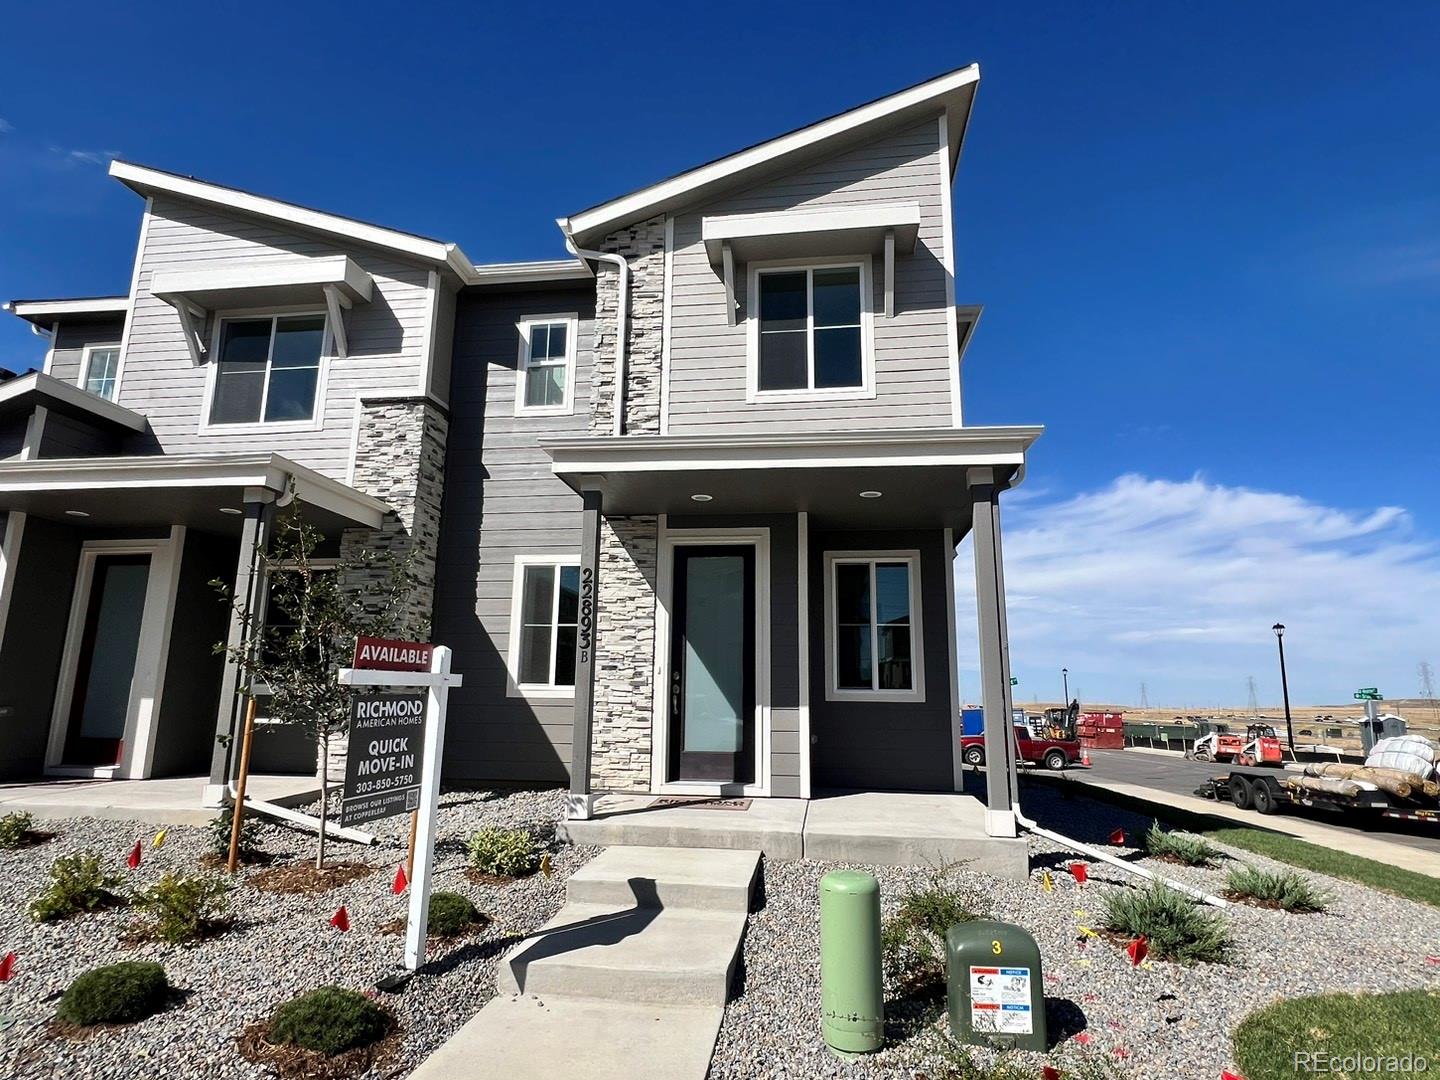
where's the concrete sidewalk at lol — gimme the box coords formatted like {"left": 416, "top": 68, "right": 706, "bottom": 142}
{"left": 1034, "top": 772, "right": 1440, "bottom": 879}
{"left": 0, "top": 774, "right": 318, "bottom": 825}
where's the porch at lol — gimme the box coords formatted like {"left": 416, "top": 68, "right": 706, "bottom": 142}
{"left": 560, "top": 789, "right": 1028, "bottom": 878}
{"left": 0, "top": 773, "right": 319, "bottom": 826}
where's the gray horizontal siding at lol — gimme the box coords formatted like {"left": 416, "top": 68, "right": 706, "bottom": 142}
{"left": 117, "top": 195, "right": 438, "bottom": 481}
{"left": 38, "top": 411, "right": 123, "bottom": 458}
{"left": 667, "top": 117, "right": 955, "bottom": 435}
{"left": 433, "top": 285, "right": 595, "bottom": 785}
{"left": 47, "top": 317, "right": 126, "bottom": 386}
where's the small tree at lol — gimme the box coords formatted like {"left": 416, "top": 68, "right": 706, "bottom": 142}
{"left": 218, "top": 499, "right": 421, "bottom": 868}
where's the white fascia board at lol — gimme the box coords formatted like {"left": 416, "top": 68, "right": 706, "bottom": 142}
{"left": 540, "top": 425, "right": 1042, "bottom": 474}
{"left": 468, "top": 259, "right": 592, "bottom": 284}
{"left": 701, "top": 202, "right": 921, "bottom": 265}
{"left": 109, "top": 161, "right": 476, "bottom": 281}
{"left": 5, "top": 297, "right": 130, "bottom": 323}
{"left": 560, "top": 64, "right": 979, "bottom": 242}
{"left": 150, "top": 255, "right": 375, "bottom": 306}
{"left": 956, "top": 304, "right": 984, "bottom": 367}
{"left": 0, "top": 371, "right": 148, "bottom": 432}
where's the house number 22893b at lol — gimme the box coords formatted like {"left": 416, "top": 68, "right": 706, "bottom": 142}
{"left": 578, "top": 567, "right": 594, "bottom": 662}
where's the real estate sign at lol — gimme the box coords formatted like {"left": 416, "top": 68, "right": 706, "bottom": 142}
{"left": 340, "top": 691, "right": 427, "bottom": 827}
{"left": 353, "top": 635, "right": 434, "bottom": 672}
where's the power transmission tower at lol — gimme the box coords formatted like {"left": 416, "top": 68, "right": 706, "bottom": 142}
{"left": 1421, "top": 661, "right": 1438, "bottom": 722}
{"left": 1139, "top": 682, "right": 1150, "bottom": 709}
{"left": 1246, "top": 676, "right": 1259, "bottom": 715}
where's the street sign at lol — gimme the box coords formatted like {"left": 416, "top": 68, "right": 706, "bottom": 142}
{"left": 340, "top": 692, "right": 427, "bottom": 828}
{"left": 1357, "top": 687, "right": 1378, "bottom": 694}
{"left": 353, "top": 636, "right": 434, "bottom": 673}
{"left": 1009, "top": 677, "right": 1019, "bottom": 686}
{"left": 1354, "top": 690, "right": 1383, "bottom": 701}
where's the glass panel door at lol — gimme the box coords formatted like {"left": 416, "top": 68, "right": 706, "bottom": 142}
{"left": 63, "top": 554, "right": 150, "bottom": 766}
{"left": 668, "top": 545, "right": 756, "bottom": 783}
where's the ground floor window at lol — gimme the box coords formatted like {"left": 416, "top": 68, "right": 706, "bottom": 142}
{"left": 825, "top": 551, "right": 923, "bottom": 701}
{"left": 509, "top": 557, "right": 580, "bottom": 695}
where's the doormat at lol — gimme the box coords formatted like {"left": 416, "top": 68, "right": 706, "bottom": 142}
{"left": 650, "top": 796, "right": 753, "bottom": 811}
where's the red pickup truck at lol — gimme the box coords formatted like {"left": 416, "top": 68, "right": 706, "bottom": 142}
{"left": 960, "top": 725, "right": 1082, "bottom": 771}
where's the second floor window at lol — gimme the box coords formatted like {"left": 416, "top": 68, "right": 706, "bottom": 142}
{"left": 81, "top": 345, "right": 121, "bottom": 401}
{"left": 515, "top": 314, "right": 578, "bottom": 415}
{"left": 513, "top": 560, "right": 580, "bottom": 692}
{"left": 756, "top": 264, "right": 866, "bottom": 393}
{"left": 210, "top": 314, "right": 326, "bottom": 426}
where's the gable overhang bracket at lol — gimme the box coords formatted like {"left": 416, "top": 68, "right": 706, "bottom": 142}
{"left": 884, "top": 229, "right": 896, "bottom": 318}
{"left": 322, "top": 283, "right": 352, "bottom": 359}
{"left": 722, "top": 241, "right": 737, "bottom": 327}
{"left": 164, "top": 298, "right": 208, "bottom": 366}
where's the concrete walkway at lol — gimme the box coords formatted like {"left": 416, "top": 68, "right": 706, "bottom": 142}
{"left": 0, "top": 774, "right": 318, "bottom": 825}
{"left": 411, "top": 845, "right": 758, "bottom": 1080}
{"left": 561, "top": 790, "right": 1028, "bottom": 877}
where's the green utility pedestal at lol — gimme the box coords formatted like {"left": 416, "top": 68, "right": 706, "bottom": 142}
{"left": 946, "top": 920, "right": 1047, "bottom": 1051}
{"left": 819, "top": 870, "right": 884, "bottom": 1057}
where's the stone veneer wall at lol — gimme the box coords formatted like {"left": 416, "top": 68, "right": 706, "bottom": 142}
{"left": 339, "top": 397, "right": 449, "bottom": 635}
{"left": 589, "top": 215, "right": 666, "bottom": 437}
{"left": 589, "top": 515, "right": 658, "bottom": 791}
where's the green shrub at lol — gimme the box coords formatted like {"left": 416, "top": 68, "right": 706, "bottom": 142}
{"left": 132, "top": 872, "right": 233, "bottom": 943}
{"left": 268, "top": 986, "right": 390, "bottom": 1056}
{"left": 57, "top": 961, "right": 170, "bottom": 1025}
{"left": 1146, "top": 821, "right": 1222, "bottom": 866}
{"left": 209, "top": 811, "right": 263, "bottom": 860}
{"left": 29, "top": 851, "right": 122, "bottom": 923}
{"left": 1224, "top": 864, "right": 1332, "bottom": 913}
{"left": 0, "top": 811, "right": 36, "bottom": 850}
{"left": 427, "top": 891, "right": 483, "bottom": 936}
{"left": 1100, "top": 880, "right": 1230, "bottom": 964}
{"left": 467, "top": 827, "right": 539, "bottom": 877}
{"left": 881, "top": 872, "right": 984, "bottom": 993}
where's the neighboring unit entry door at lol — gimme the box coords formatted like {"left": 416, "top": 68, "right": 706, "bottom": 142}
{"left": 667, "top": 544, "right": 756, "bottom": 784}
{"left": 63, "top": 553, "right": 152, "bottom": 767}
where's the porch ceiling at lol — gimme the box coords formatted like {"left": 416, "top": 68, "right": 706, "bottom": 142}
{"left": 541, "top": 426, "right": 1041, "bottom": 529}
{"left": 0, "top": 452, "right": 387, "bottom": 536}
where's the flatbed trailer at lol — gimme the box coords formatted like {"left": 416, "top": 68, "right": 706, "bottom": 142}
{"left": 1194, "top": 765, "right": 1440, "bottom": 825}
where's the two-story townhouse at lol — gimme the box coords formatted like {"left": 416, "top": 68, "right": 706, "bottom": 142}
{"left": 2, "top": 65, "right": 1038, "bottom": 859}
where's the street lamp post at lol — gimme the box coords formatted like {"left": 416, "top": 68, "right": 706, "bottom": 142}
{"left": 1062, "top": 668, "right": 1070, "bottom": 706}
{"left": 1272, "top": 623, "right": 1295, "bottom": 754}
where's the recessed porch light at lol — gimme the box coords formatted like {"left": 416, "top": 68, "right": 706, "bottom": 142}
{"left": 219, "top": 507, "right": 244, "bottom": 515}
{"left": 859, "top": 490, "right": 883, "bottom": 499}
{"left": 65, "top": 509, "right": 91, "bottom": 517}
{"left": 690, "top": 493, "right": 714, "bottom": 503}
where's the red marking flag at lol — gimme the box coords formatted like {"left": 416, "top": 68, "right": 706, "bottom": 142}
{"left": 1074, "top": 1032, "right": 1092, "bottom": 1046}
{"left": 1068, "top": 862, "right": 1088, "bottom": 884}
{"left": 1042, "top": 1068, "right": 1062, "bottom": 1080}
{"left": 392, "top": 865, "right": 408, "bottom": 895}
{"left": 330, "top": 905, "right": 350, "bottom": 932}
{"left": 126, "top": 841, "right": 142, "bottom": 870}
{"left": 1126, "top": 935, "right": 1149, "bottom": 967}
{"left": 1108, "top": 827, "right": 1126, "bottom": 845}
{"left": 1221, "top": 1072, "right": 1247, "bottom": 1080}
{"left": 0, "top": 951, "right": 15, "bottom": 982}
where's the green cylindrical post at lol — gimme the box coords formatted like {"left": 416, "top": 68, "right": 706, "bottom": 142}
{"left": 819, "top": 869, "right": 884, "bottom": 1057}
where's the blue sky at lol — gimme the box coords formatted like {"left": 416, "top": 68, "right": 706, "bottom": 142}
{"left": 2, "top": 2, "right": 1437, "bottom": 708}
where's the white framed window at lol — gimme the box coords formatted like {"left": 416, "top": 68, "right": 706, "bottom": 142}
{"left": 79, "top": 344, "right": 122, "bottom": 402}
{"left": 507, "top": 555, "right": 581, "bottom": 697}
{"left": 200, "top": 310, "right": 330, "bottom": 432}
{"left": 823, "top": 550, "right": 924, "bottom": 703}
{"left": 746, "top": 258, "right": 874, "bottom": 402}
{"left": 514, "top": 313, "right": 578, "bottom": 416}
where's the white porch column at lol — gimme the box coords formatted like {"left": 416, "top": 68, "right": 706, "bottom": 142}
{"left": 970, "top": 467, "right": 1018, "bottom": 838}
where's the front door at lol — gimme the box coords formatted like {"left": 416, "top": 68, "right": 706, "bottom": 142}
{"left": 667, "top": 545, "right": 755, "bottom": 784}
{"left": 62, "top": 553, "right": 151, "bottom": 767}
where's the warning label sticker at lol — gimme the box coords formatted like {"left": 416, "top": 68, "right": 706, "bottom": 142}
{"left": 969, "top": 965, "right": 1033, "bottom": 1035}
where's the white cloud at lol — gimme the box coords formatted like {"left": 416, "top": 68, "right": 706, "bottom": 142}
{"left": 954, "top": 475, "right": 1440, "bottom": 710}
{"left": 0, "top": 119, "right": 13, "bottom": 134}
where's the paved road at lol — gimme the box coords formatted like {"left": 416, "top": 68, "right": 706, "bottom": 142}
{"left": 1065, "top": 748, "right": 1440, "bottom": 857}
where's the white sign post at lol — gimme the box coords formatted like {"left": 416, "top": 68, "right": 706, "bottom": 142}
{"left": 339, "top": 644, "right": 461, "bottom": 974}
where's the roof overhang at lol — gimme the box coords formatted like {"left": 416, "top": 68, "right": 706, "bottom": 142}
{"left": 540, "top": 425, "right": 1040, "bottom": 529}
{"left": 0, "top": 452, "right": 387, "bottom": 536}
{"left": 702, "top": 202, "right": 921, "bottom": 266}
{"left": 109, "top": 160, "right": 478, "bottom": 283}
{"left": 0, "top": 371, "right": 148, "bottom": 433}
{"left": 467, "top": 259, "right": 592, "bottom": 286}
{"left": 560, "top": 64, "right": 980, "bottom": 246}
{"left": 4, "top": 296, "right": 129, "bottom": 327}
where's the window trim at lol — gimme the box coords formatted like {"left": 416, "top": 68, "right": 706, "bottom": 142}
{"left": 506, "top": 554, "right": 581, "bottom": 699}
{"left": 198, "top": 305, "right": 333, "bottom": 435}
{"left": 745, "top": 256, "right": 875, "bottom": 404}
{"left": 78, "top": 342, "right": 123, "bottom": 402}
{"left": 514, "top": 312, "right": 579, "bottom": 417}
{"left": 823, "top": 549, "right": 925, "bottom": 703}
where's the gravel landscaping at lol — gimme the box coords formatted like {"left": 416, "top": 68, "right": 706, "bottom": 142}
{"left": 709, "top": 782, "right": 1440, "bottom": 1079}
{"left": 0, "top": 788, "right": 593, "bottom": 1080}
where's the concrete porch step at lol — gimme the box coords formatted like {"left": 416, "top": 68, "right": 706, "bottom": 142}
{"left": 495, "top": 901, "right": 748, "bottom": 1007}
{"left": 563, "top": 845, "right": 759, "bottom": 913}
{"left": 407, "top": 994, "right": 723, "bottom": 1080}
{"left": 560, "top": 794, "right": 806, "bottom": 859}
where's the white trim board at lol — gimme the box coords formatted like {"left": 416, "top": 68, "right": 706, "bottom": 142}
{"left": 797, "top": 510, "right": 811, "bottom": 799}
{"left": 513, "top": 313, "right": 580, "bottom": 417}
{"left": 651, "top": 522, "right": 772, "bottom": 798}
{"left": 505, "top": 553, "right": 581, "bottom": 701}
{"left": 5, "top": 297, "right": 130, "bottom": 323}
{"left": 939, "top": 113, "right": 963, "bottom": 428}
{"left": 822, "top": 549, "right": 926, "bottom": 704}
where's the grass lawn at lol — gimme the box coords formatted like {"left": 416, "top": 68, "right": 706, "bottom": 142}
{"left": 1234, "top": 990, "right": 1440, "bottom": 1080}
{"left": 1032, "top": 779, "right": 1440, "bottom": 908}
